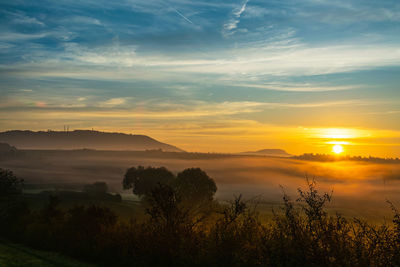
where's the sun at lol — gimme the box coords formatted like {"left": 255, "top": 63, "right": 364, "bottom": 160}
{"left": 332, "top": 144, "right": 344, "bottom": 154}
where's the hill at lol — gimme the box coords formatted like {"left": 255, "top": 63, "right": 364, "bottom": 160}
{"left": 240, "top": 148, "right": 291, "bottom": 157}
{"left": 0, "top": 130, "right": 183, "bottom": 152}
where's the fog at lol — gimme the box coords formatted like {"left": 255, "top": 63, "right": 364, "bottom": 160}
{"left": 2, "top": 150, "right": 400, "bottom": 220}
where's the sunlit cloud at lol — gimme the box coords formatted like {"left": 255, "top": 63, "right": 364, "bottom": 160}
{"left": 317, "top": 128, "right": 363, "bottom": 139}
{"left": 35, "top": 101, "right": 46, "bottom": 108}
{"left": 18, "top": 42, "right": 400, "bottom": 78}
{"left": 326, "top": 141, "right": 350, "bottom": 145}
{"left": 235, "top": 83, "right": 359, "bottom": 92}
{"left": 0, "top": 99, "right": 383, "bottom": 115}
{"left": 100, "top": 98, "right": 128, "bottom": 107}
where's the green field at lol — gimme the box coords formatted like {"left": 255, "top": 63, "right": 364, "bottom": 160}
{"left": 0, "top": 239, "right": 93, "bottom": 267}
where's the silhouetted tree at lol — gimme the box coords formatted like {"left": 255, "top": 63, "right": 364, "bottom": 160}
{"left": 83, "top": 181, "right": 108, "bottom": 196}
{"left": 174, "top": 168, "right": 217, "bottom": 203}
{"left": 122, "top": 166, "right": 174, "bottom": 198}
{"left": 146, "top": 183, "right": 189, "bottom": 230}
{"left": 0, "top": 168, "right": 24, "bottom": 196}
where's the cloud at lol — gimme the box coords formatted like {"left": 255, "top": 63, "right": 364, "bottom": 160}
{"left": 64, "top": 43, "right": 137, "bottom": 67}
{"left": 368, "top": 110, "right": 400, "bottom": 115}
{"left": 160, "top": 44, "right": 400, "bottom": 77}
{"left": 234, "top": 0, "right": 249, "bottom": 17}
{"left": 234, "top": 83, "right": 359, "bottom": 92}
{"left": 4, "top": 10, "right": 45, "bottom": 26}
{"left": 8, "top": 40, "right": 400, "bottom": 84}
{"left": 13, "top": 15, "right": 45, "bottom": 26}
{"left": 301, "top": 0, "right": 400, "bottom": 24}
{"left": 0, "top": 99, "right": 383, "bottom": 116}
{"left": 100, "top": 98, "right": 127, "bottom": 107}
{"left": 223, "top": 0, "right": 250, "bottom": 36}
{"left": 0, "top": 32, "right": 48, "bottom": 42}
{"left": 35, "top": 101, "right": 46, "bottom": 108}
{"left": 63, "top": 16, "right": 102, "bottom": 25}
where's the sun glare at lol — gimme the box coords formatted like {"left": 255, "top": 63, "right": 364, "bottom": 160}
{"left": 332, "top": 144, "right": 344, "bottom": 154}
{"left": 321, "top": 128, "right": 355, "bottom": 139}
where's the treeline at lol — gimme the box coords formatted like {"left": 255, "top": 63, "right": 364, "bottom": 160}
{"left": 2, "top": 167, "right": 400, "bottom": 266}
{"left": 293, "top": 153, "right": 400, "bottom": 164}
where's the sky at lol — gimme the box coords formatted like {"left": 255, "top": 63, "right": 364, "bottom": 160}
{"left": 0, "top": 0, "right": 400, "bottom": 157}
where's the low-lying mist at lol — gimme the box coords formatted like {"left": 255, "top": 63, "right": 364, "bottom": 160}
{"left": 1, "top": 150, "right": 399, "bottom": 220}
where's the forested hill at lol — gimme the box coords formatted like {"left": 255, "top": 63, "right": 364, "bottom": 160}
{"left": 0, "top": 130, "right": 184, "bottom": 152}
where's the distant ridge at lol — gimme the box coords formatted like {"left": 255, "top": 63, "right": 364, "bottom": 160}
{"left": 0, "top": 130, "right": 184, "bottom": 152}
{"left": 241, "top": 149, "right": 291, "bottom": 157}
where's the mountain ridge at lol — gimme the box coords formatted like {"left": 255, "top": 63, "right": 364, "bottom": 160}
{"left": 0, "top": 130, "right": 184, "bottom": 152}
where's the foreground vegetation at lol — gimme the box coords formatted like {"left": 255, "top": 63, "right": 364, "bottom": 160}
{"left": 2, "top": 167, "right": 400, "bottom": 266}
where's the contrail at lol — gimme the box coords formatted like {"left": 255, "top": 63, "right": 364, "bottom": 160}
{"left": 172, "top": 8, "right": 194, "bottom": 24}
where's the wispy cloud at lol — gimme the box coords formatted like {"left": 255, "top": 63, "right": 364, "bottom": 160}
{"left": 0, "top": 99, "right": 385, "bottom": 115}
{"left": 301, "top": 0, "right": 400, "bottom": 24}
{"left": 20, "top": 42, "right": 399, "bottom": 79}
{"left": 223, "top": 0, "right": 249, "bottom": 36}
{"left": 63, "top": 16, "right": 102, "bottom": 25}
{"left": 0, "top": 32, "right": 48, "bottom": 42}
{"left": 64, "top": 43, "right": 137, "bottom": 67}
{"left": 234, "top": 83, "right": 360, "bottom": 92}
{"left": 368, "top": 110, "right": 400, "bottom": 115}
{"left": 100, "top": 98, "right": 128, "bottom": 107}
{"left": 3, "top": 10, "right": 45, "bottom": 26}
{"left": 161, "top": 44, "right": 400, "bottom": 76}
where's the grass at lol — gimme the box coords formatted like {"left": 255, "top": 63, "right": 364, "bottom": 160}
{"left": 0, "top": 239, "right": 93, "bottom": 267}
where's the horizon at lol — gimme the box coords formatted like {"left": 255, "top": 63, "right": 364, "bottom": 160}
{"left": 1, "top": 0, "right": 400, "bottom": 157}
{"left": 1, "top": 128, "right": 400, "bottom": 159}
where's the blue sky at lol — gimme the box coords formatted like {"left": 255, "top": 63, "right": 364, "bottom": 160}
{"left": 1, "top": 0, "right": 400, "bottom": 156}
